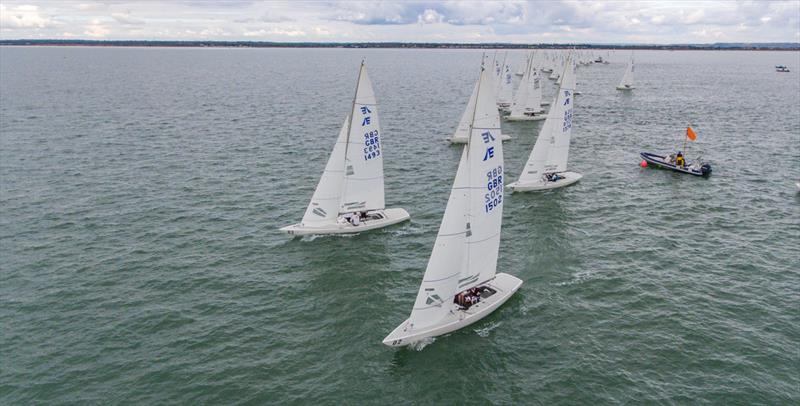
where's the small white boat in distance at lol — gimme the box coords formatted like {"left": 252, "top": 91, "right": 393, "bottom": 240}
{"left": 448, "top": 73, "right": 511, "bottom": 144}
{"left": 280, "top": 62, "right": 410, "bottom": 236}
{"left": 775, "top": 65, "right": 790, "bottom": 72}
{"left": 507, "top": 55, "right": 582, "bottom": 192}
{"left": 384, "top": 61, "right": 522, "bottom": 348}
{"left": 616, "top": 55, "right": 635, "bottom": 90}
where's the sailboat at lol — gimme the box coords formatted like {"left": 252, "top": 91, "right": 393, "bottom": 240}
{"left": 507, "top": 55, "right": 583, "bottom": 192}
{"left": 506, "top": 51, "right": 546, "bottom": 121}
{"left": 448, "top": 63, "right": 511, "bottom": 144}
{"left": 384, "top": 62, "right": 523, "bottom": 348}
{"left": 616, "top": 54, "right": 635, "bottom": 90}
{"left": 280, "top": 62, "right": 410, "bottom": 235}
{"left": 496, "top": 53, "right": 514, "bottom": 110}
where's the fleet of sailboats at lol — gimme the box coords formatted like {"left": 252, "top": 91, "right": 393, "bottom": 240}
{"left": 283, "top": 50, "right": 658, "bottom": 348}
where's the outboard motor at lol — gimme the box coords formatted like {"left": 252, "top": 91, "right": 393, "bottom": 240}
{"left": 700, "top": 163, "right": 712, "bottom": 176}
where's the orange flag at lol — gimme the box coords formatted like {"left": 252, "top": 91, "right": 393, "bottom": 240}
{"left": 687, "top": 126, "right": 697, "bottom": 141}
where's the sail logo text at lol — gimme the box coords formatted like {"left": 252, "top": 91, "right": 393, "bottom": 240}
{"left": 483, "top": 147, "right": 494, "bottom": 161}
{"left": 563, "top": 109, "right": 572, "bottom": 132}
{"left": 363, "top": 130, "right": 381, "bottom": 161}
{"left": 481, "top": 131, "right": 495, "bottom": 143}
{"left": 485, "top": 166, "right": 503, "bottom": 213}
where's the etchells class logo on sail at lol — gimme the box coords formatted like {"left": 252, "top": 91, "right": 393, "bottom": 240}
{"left": 360, "top": 106, "right": 380, "bottom": 161}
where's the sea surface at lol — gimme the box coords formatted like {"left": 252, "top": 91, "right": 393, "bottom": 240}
{"left": 1, "top": 47, "right": 799, "bottom": 404}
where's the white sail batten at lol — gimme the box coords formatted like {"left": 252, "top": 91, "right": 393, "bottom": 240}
{"left": 340, "top": 63, "right": 386, "bottom": 213}
{"left": 407, "top": 65, "right": 504, "bottom": 329}
{"left": 300, "top": 117, "right": 349, "bottom": 226}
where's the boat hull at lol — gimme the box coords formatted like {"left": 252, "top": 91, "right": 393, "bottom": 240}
{"left": 506, "top": 171, "right": 582, "bottom": 192}
{"left": 382, "top": 273, "right": 523, "bottom": 347}
{"left": 616, "top": 85, "right": 635, "bottom": 90}
{"left": 505, "top": 113, "right": 546, "bottom": 121}
{"left": 640, "top": 152, "right": 711, "bottom": 177}
{"left": 447, "top": 133, "right": 511, "bottom": 144}
{"left": 280, "top": 208, "right": 410, "bottom": 236}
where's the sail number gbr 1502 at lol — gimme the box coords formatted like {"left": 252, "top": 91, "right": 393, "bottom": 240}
{"left": 485, "top": 165, "right": 503, "bottom": 213}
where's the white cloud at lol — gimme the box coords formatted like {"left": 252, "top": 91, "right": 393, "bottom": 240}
{"left": 0, "top": 4, "right": 53, "bottom": 28}
{"left": 111, "top": 12, "right": 145, "bottom": 25}
{"left": 418, "top": 9, "right": 443, "bottom": 24}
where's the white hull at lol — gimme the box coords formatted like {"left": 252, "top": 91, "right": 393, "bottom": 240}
{"left": 616, "top": 85, "right": 634, "bottom": 91}
{"left": 447, "top": 133, "right": 511, "bottom": 144}
{"left": 506, "top": 171, "right": 582, "bottom": 192}
{"left": 383, "top": 273, "right": 523, "bottom": 347}
{"left": 280, "top": 208, "right": 410, "bottom": 236}
{"left": 505, "top": 113, "right": 546, "bottom": 121}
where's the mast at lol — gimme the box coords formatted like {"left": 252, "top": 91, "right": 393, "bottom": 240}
{"left": 341, "top": 60, "right": 364, "bottom": 173}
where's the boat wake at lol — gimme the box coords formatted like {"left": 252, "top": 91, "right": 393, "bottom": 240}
{"left": 474, "top": 321, "right": 502, "bottom": 338}
{"left": 411, "top": 337, "right": 435, "bottom": 351}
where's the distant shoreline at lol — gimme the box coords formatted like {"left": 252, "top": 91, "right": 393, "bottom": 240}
{"left": 1, "top": 39, "right": 798, "bottom": 50}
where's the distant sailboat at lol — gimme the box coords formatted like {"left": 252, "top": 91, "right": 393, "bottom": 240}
{"left": 384, "top": 62, "right": 523, "bottom": 348}
{"left": 616, "top": 55, "right": 635, "bottom": 90}
{"left": 506, "top": 51, "right": 546, "bottom": 121}
{"left": 507, "top": 56, "right": 583, "bottom": 191}
{"left": 280, "top": 62, "right": 410, "bottom": 235}
{"left": 448, "top": 61, "right": 511, "bottom": 144}
{"left": 496, "top": 52, "right": 514, "bottom": 110}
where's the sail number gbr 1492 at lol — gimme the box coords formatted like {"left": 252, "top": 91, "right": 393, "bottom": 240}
{"left": 485, "top": 165, "right": 503, "bottom": 213}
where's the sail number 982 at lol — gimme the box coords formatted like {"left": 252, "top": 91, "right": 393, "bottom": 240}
{"left": 485, "top": 166, "right": 503, "bottom": 213}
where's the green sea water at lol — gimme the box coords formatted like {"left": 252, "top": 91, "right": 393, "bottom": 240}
{"left": 1, "top": 47, "right": 799, "bottom": 404}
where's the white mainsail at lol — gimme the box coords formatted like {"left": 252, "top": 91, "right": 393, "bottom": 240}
{"left": 340, "top": 63, "right": 385, "bottom": 213}
{"left": 516, "top": 56, "right": 576, "bottom": 182}
{"left": 618, "top": 55, "right": 635, "bottom": 89}
{"left": 407, "top": 64, "right": 504, "bottom": 330}
{"left": 300, "top": 117, "right": 348, "bottom": 227}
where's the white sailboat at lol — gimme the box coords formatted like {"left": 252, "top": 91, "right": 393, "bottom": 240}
{"left": 496, "top": 52, "right": 514, "bottom": 110}
{"left": 384, "top": 63, "right": 523, "bottom": 348}
{"left": 507, "top": 56, "right": 582, "bottom": 192}
{"left": 506, "top": 52, "right": 546, "bottom": 121}
{"left": 448, "top": 66, "right": 511, "bottom": 144}
{"left": 280, "top": 62, "right": 410, "bottom": 235}
{"left": 616, "top": 54, "right": 635, "bottom": 90}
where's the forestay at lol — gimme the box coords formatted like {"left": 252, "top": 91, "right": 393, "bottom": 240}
{"left": 407, "top": 65, "right": 504, "bottom": 330}
{"left": 340, "top": 63, "right": 385, "bottom": 213}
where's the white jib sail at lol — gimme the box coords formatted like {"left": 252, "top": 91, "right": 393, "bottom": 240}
{"left": 619, "top": 56, "right": 634, "bottom": 88}
{"left": 508, "top": 53, "right": 532, "bottom": 117}
{"left": 300, "top": 117, "right": 348, "bottom": 227}
{"left": 407, "top": 65, "right": 504, "bottom": 330}
{"left": 451, "top": 80, "right": 479, "bottom": 142}
{"left": 516, "top": 57, "right": 576, "bottom": 183}
{"left": 340, "top": 62, "right": 385, "bottom": 213}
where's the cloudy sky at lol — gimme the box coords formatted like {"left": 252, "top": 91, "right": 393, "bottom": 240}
{"left": 1, "top": 1, "right": 799, "bottom": 44}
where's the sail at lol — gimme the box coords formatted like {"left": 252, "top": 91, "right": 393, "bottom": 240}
{"left": 340, "top": 63, "right": 385, "bottom": 213}
{"left": 508, "top": 54, "right": 531, "bottom": 118}
{"left": 526, "top": 68, "right": 543, "bottom": 112}
{"left": 516, "top": 57, "right": 575, "bottom": 182}
{"left": 407, "top": 66, "right": 503, "bottom": 329}
{"left": 619, "top": 56, "right": 634, "bottom": 88}
{"left": 497, "top": 61, "right": 513, "bottom": 106}
{"left": 300, "top": 117, "right": 348, "bottom": 226}
{"left": 451, "top": 81, "right": 479, "bottom": 141}
{"left": 545, "top": 58, "right": 576, "bottom": 172}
